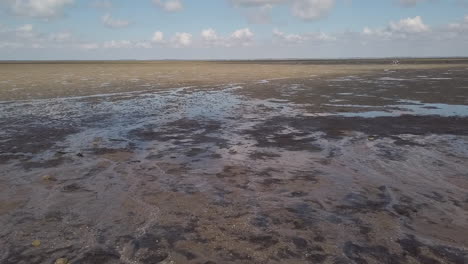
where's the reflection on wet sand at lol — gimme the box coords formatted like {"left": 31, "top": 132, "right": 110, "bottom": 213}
{"left": 0, "top": 62, "right": 468, "bottom": 264}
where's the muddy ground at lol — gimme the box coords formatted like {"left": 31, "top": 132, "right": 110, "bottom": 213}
{"left": 0, "top": 60, "right": 467, "bottom": 264}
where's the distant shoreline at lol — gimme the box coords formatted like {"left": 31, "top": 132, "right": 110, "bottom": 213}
{"left": 2, "top": 58, "right": 468, "bottom": 65}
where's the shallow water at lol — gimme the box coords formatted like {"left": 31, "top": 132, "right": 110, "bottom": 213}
{"left": 336, "top": 100, "right": 468, "bottom": 118}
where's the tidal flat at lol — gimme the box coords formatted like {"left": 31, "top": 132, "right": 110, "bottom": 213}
{"left": 0, "top": 59, "right": 467, "bottom": 264}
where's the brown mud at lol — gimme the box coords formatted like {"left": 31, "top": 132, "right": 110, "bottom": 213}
{"left": 0, "top": 60, "right": 467, "bottom": 263}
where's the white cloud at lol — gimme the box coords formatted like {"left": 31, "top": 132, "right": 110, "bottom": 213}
{"left": 201, "top": 28, "right": 254, "bottom": 47}
{"left": 17, "top": 24, "right": 33, "bottom": 31}
{"left": 362, "top": 27, "right": 393, "bottom": 38}
{"left": 15, "top": 24, "right": 37, "bottom": 38}
{"left": 0, "top": 41, "right": 23, "bottom": 48}
{"left": 0, "top": 23, "right": 86, "bottom": 50}
{"left": 0, "top": 23, "right": 156, "bottom": 51}
{"left": 135, "top": 41, "right": 152, "bottom": 48}
{"left": 172, "top": 32, "right": 192, "bottom": 47}
{"left": 447, "top": 15, "right": 468, "bottom": 32}
{"left": 49, "top": 31, "right": 72, "bottom": 42}
{"left": 273, "top": 29, "right": 307, "bottom": 44}
{"left": 103, "top": 40, "right": 133, "bottom": 48}
{"left": 201, "top": 28, "right": 220, "bottom": 45}
{"left": 362, "top": 16, "right": 430, "bottom": 40}
{"left": 230, "top": 0, "right": 335, "bottom": 22}
{"left": 273, "top": 28, "right": 335, "bottom": 45}
{"left": 153, "top": 0, "right": 183, "bottom": 12}
{"left": 81, "top": 40, "right": 152, "bottom": 50}
{"left": 0, "top": 24, "right": 42, "bottom": 47}
{"left": 230, "top": 0, "right": 276, "bottom": 24}
{"left": 389, "top": 16, "right": 429, "bottom": 33}
{"left": 2, "top": 0, "right": 74, "bottom": 18}
{"left": 230, "top": 28, "right": 254, "bottom": 46}
{"left": 291, "top": 0, "right": 335, "bottom": 21}
{"left": 101, "top": 14, "right": 130, "bottom": 28}
{"left": 316, "top": 32, "right": 336, "bottom": 41}
{"left": 79, "top": 43, "right": 100, "bottom": 50}
{"left": 362, "top": 27, "right": 372, "bottom": 35}
{"left": 17, "top": 24, "right": 33, "bottom": 32}
{"left": 152, "top": 31, "right": 165, "bottom": 43}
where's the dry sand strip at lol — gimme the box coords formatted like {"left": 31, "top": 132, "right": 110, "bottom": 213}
{"left": 1, "top": 59, "right": 468, "bottom": 101}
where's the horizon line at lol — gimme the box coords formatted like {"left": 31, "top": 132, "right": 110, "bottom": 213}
{"left": 2, "top": 56, "right": 468, "bottom": 62}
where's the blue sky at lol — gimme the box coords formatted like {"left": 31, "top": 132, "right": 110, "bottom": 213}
{"left": 1, "top": 0, "right": 468, "bottom": 59}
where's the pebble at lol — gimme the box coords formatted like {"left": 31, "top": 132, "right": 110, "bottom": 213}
{"left": 32, "top": 240, "right": 41, "bottom": 247}
{"left": 55, "top": 258, "right": 68, "bottom": 264}
{"left": 42, "top": 175, "right": 57, "bottom": 181}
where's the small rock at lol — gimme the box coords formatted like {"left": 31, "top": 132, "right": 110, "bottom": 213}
{"left": 76, "top": 153, "right": 84, "bottom": 157}
{"left": 32, "top": 240, "right": 41, "bottom": 247}
{"left": 55, "top": 258, "right": 68, "bottom": 264}
{"left": 42, "top": 175, "right": 57, "bottom": 181}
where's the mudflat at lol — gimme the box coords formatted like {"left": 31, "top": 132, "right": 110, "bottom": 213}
{"left": 0, "top": 59, "right": 467, "bottom": 264}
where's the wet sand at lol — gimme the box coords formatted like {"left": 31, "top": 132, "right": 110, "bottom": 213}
{"left": 0, "top": 60, "right": 467, "bottom": 264}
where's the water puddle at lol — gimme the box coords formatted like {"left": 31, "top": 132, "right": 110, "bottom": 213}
{"left": 335, "top": 100, "right": 468, "bottom": 118}
{"left": 378, "top": 77, "right": 408, "bottom": 81}
{"left": 330, "top": 76, "right": 363, "bottom": 82}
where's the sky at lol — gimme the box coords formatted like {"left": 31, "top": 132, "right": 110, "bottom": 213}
{"left": 0, "top": 0, "right": 468, "bottom": 60}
